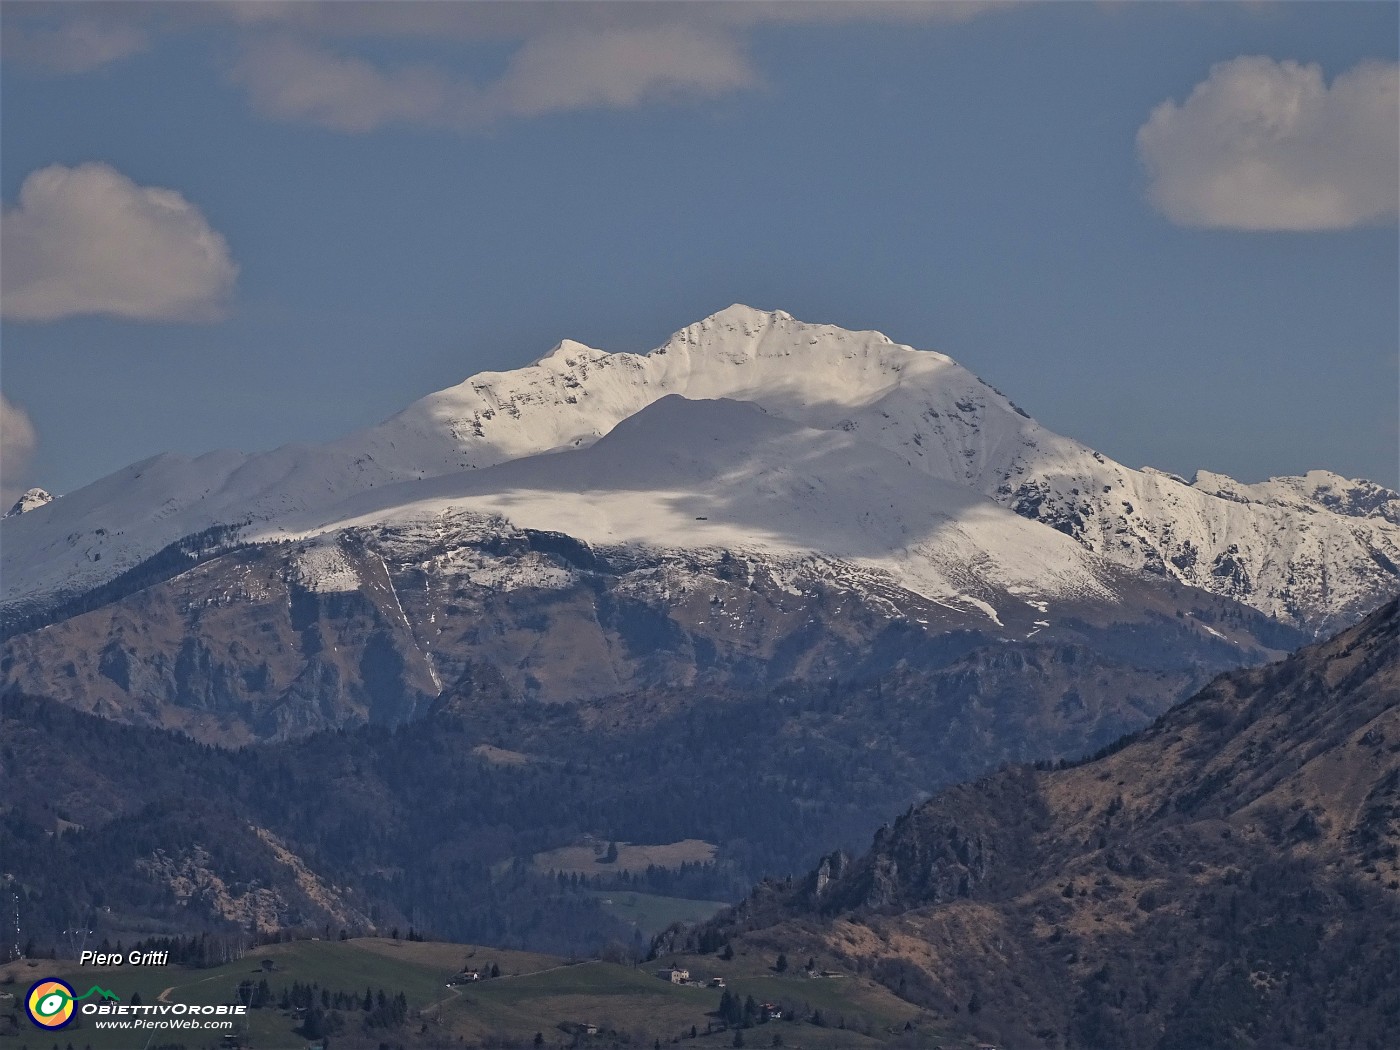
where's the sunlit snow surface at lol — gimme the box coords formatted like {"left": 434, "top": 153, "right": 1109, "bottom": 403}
{"left": 262, "top": 395, "right": 1113, "bottom": 624}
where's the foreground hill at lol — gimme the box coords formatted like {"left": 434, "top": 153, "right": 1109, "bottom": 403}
{"left": 0, "top": 934, "right": 976, "bottom": 1050}
{"left": 670, "top": 599, "right": 1400, "bottom": 1049}
{"left": 2, "top": 635, "right": 1226, "bottom": 960}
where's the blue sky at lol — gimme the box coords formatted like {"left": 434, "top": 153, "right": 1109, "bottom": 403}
{"left": 2, "top": 1, "right": 1396, "bottom": 504}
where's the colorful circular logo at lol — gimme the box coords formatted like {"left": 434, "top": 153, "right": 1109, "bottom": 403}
{"left": 26, "top": 978, "right": 77, "bottom": 1029}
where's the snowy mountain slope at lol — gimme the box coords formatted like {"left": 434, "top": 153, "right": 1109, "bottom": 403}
{"left": 1, "top": 475, "right": 1299, "bottom": 743}
{"left": 2, "top": 305, "right": 1396, "bottom": 633}
{"left": 1003, "top": 462, "right": 1400, "bottom": 634}
{"left": 257, "top": 395, "right": 1118, "bottom": 626}
{"left": 0, "top": 442, "right": 402, "bottom": 617}
{"left": 1189, "top": 469, "right": 1400, "bottom": 525}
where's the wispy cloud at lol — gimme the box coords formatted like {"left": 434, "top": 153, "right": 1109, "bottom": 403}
{"left": 209, "top": 2, "right": 999, "bottom": 41}
{"left": 490, "top": 23, "right": 758, "bottom": 119}
{"left": 2, "top": 16, "right": 148, "bottom": 74}
{"left": 231, "top": 22, "right": 758, "bottom": 133}
{"left": 0, "top": 393, "right": 38, "bottom": 508}
{"left": 1, "top": 163, "right": 239, "bottom": 323}
{"left": 5, "top": 2, "right": 1001, "bottom": 132}
{"left": 231, "top": 36, "right": 460, "bottom": 133}
{"left": 1138, "top": 56, "right": 1400, "bottom": 231}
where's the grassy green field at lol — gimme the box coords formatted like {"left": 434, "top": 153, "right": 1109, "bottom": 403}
{"left": 586, "top": 890, "right": 729, "bottom": 938}
{"left": 0, "top": 937, "right": 974, "bottom": 1049}
{"left": 652, "top": 948, "right": 980, "bottom": 1049}
{"left": 439, "top": 959, "right": 717, "bottom": 1044}
{"left": 0, "top": 937, "right": 522, "bottom": 1050}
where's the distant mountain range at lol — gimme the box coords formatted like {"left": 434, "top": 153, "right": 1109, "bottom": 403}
{"left": 5, "top": 305, "right": 1396, "bottom": 630}
{"left": 2, "top": 306, "right": 1394, "bottom": 744}
{"left": 665, "top": 597, "right": 1400, "bottom": 1050}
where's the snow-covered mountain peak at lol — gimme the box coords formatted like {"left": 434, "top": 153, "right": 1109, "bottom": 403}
{"left": 679, "top": 303, "right": 797, "bottom": 335}
{"left": 4, "top": 488, "right": 53, "bottom": 518}
{"left": 660, "top": 303, "right": 923, "bottom": 368}
{"left": 365, "top": 303, "right": 990, "bottom": 488}
{"left": 529, "top": 338, "right": 606, "bottom": 369}
{"left": 3, "top": 306, "right": 1396, "bottom": 633}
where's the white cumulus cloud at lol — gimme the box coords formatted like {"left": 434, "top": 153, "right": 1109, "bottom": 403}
{"left": 1136, "top": 56, "right": 1400, "bottom": 233}
{"left": 0, "top": 393, "right": 38, "bottom": 508}
{"left": 1, "top": 163, "right": 238, "bottom": 322}
{"left": 1137, "top": 56, "right": 1400, "bottom": 231}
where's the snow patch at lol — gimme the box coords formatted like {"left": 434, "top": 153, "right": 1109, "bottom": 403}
{"left": 292, "top": 543, "right": 359, "bottom": 592}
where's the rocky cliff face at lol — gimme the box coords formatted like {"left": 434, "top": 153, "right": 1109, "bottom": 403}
{"left": 1, "top": 509, "right": 1301, "bottom": 743}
